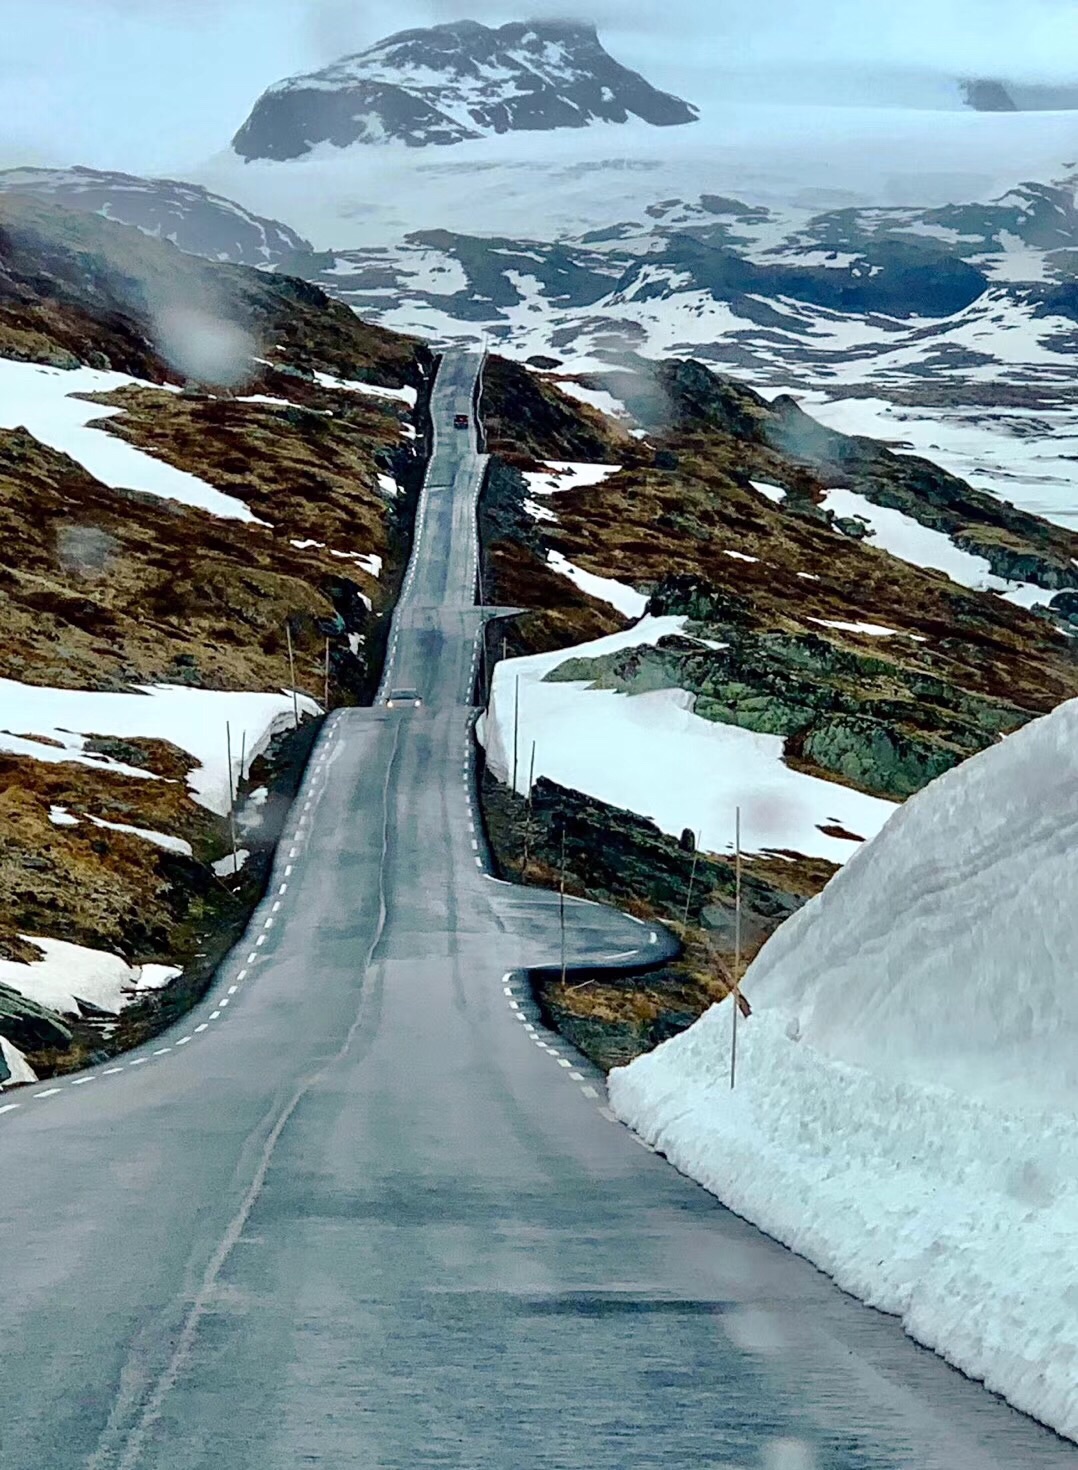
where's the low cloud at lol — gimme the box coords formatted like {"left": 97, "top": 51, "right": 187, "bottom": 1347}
{"left": 152, "top": 305, "right": 256, "bottom": 388}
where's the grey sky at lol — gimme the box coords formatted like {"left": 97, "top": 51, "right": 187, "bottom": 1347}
{"left": 1, "top": 0, "right": 1076, "bottom": 174}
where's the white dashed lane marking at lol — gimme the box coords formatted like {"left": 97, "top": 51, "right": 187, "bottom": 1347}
{"left": 34, "top": 1088, "right": 62, "bottom": 1099}
{"left": 0, "top": 1104, "right": 19, "bottom": 1116}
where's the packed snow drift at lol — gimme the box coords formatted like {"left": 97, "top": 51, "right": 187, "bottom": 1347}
{"left": 610, "top": 694, "right": 1078, "bottom": 1440}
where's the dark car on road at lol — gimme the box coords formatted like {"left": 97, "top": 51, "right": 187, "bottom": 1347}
{"left": 453, "top": 413, "right": 469, "bottom": 429}
{"left": 386, "top": 688, "right": 423, "bottom": 709}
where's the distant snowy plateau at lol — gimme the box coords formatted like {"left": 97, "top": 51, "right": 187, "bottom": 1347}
{"left": 200, "top": 101, "right": 1078, "bottom": 534}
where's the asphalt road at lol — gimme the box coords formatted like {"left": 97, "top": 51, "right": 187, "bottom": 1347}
{"left": 1, "top": 351, "right": 1076, "bottom": 1469}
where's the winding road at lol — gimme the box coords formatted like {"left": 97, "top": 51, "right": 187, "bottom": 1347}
{"left": 0, "top": 351, "right": 1075, "bottom": 1469}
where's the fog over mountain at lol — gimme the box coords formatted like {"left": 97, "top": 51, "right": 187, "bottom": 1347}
{"left": 1, "top": 0, "right": 1076, "bottom": 172}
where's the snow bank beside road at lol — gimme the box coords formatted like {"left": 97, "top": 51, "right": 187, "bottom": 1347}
{"left": 611, "top": 695, "right": 1078, "bottom": 1441}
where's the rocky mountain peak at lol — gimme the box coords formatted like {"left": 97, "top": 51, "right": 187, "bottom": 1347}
{"left": 231, "top": 17, "right": 698, "bottom": 161}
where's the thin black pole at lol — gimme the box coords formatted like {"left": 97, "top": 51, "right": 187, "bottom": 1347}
{"left": 285, "top": 622, "right": 300, "bottom": 728}
{"left": 682, "top": 836, "right": 699, "bottom": 929}
{"left": 731, "top": 807, "right": 742, "bottom": 1090}
{"left": 225, "top": 720, "right": 238, "bottom": 873}
{"left": 522, "top": 740, "right": 537, "bottom": 882}
{"left": 559, "top": 825, "right": 567, "bottom": 987}
{"left": 512, "top": 675, "right": 520, "bottom": 795}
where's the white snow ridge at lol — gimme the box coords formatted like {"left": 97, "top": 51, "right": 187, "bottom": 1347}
{"left": 610, "top": 695, "right": 1078, "bottom": 1442}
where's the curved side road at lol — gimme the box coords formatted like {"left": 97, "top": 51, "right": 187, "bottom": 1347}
{"left": 0, "top": 353, "right": 1074, "bottom": 1469}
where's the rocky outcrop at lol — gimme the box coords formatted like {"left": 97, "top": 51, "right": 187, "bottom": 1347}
{"left": 547, "top": 617, "right": 1031, "bottom": 800}
{"left": 232, "top": 20, "right": 697, "bottom": 160}
{"left": 643, "top": 359, "right": 1078, "bottom": 595}
{"left": 0, "top": 983, "right": 72, "bottom": 1054}
{"left": 611, "top": 233, "right": 989, "bottom": 320}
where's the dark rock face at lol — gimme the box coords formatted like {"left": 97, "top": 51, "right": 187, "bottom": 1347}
{"left": 0, "top": 167, "right": 313, "bottom": 268}
{"left": 548, "top": 617, "right": 1030, "bottom": 800}
{"left": 962, "top": 80, "right": 1019, "bottom": 112}
{"left": 232, "top": 19, "right": 698, "bottom": 160}
{"left": 643, "top": 359, "right": 1078, "bottom": 595}
{"left": 963, "top": 78, "right": 1078, "bottom": 110}
{"left": 0, "top": 983, "right": 73, "bottom": 1054}
{"left": 611, "top": 232, "right": 989, "bottom": 320}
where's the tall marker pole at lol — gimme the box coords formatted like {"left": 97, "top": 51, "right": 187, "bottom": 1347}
{"left": 512, "top": 675, "right": 520, "bottom": 796}
{"left": 731, "top": 806, "right": 742, "bottom": 1090}
{"left": 285, "top": 622, "right": 300, "bottom": 728}
{"left": 522, "top": 740, "right": 537, "bottom": 881}
{"left": 682, "top": 834, "right": 700, "bottom": 930}
{"left": 559, "top": 825, "right": 567, "bottom": 988}
{"left": 225, "top": 720, "right": 238, "bottom": 873}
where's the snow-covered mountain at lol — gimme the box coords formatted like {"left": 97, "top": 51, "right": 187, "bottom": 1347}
{"left": 611, "top": 692, "right": 1078, "bottom": 1442}
{"left": 231, "top": 19, "right": 698, "bottom": 162}
{"left": 0, "top": 167, "right": 314, "bottom": 268}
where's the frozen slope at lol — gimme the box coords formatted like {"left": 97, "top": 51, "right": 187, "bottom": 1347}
{"left": 610, "top": 696, "right": 1078, "bottom": 1441}
{"left": 200, "top": 104, "right": 1078, "bottom": 249}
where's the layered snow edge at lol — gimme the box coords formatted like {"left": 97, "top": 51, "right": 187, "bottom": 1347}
{"left": 610, "top": 696, "right": 1078, "bottom": 1442}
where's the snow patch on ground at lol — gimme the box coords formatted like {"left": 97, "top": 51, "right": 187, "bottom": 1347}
{"left": 478, "top": 617, "right": 895, "bottom": 862}
{"left": 0, "top": 680, "right": 319, "bottom": 815}
{"left": 802, "top": 394, "right": 1078, "bottom": 535}
{"left": 0, "top": 936, "right": 180, "bottom": 1018}
{"left": 553, "top": 380, "right": 632, "bottom": 421}
{"left": 310, "top": 369, "right": 417, "bottom": 407}
{"left": 611, "top": 695, "right": 1078, "bottom": 1441}
{"left": 807, "top": 617, "right": 900, "bottom": 638}
{"left": 0, "top": 360, "right": 263, "bottom": 523}
{"left": 523, "top": 461, "right": 622, "bottom": 499}
{"left": 751, "top": 480, "right": 787, "bottom": 504}
{"left": 212, "top": 848, "right": 250, "bottom": 878}
{"left": 48, "top": 806, "right": 193, "bottom": 856}
{"left": 546, "top": 550, "right": 648, "bottom": 619}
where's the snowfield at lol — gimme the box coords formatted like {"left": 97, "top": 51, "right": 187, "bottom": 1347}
{"left": 803, "top": 393, "right": 1078, "bottom": 535}
{"left": 479, "top": 617, "right": 895, "bottom": 862}
{"left": 610, "top": 694, "right": 1078, "bottom": 1441}
{"left": 0, "top": 680, "right": 319, "bottom": 815}
{"left": 201, "top": 105, "right": 1078, "bottom": 249}
{"left": 0, "top": 360, "right": 262, "bottom": 523}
